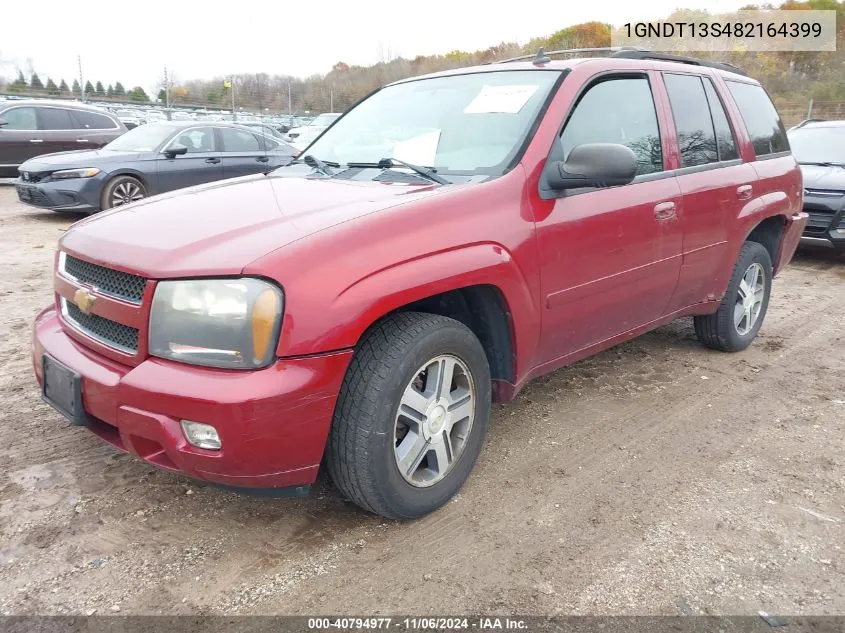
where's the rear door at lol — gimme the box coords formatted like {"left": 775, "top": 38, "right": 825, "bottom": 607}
{"left": 657, "top": 72, "right": 759, "bottom": 311}
{"left": 157, "top": 126, "right": 223, "bottom": 192}
{"left": 68, "top": 109, "right": 123, "bottom": 150}
{"left": 217, "top": 127, "right": 273, "bottom": 179}
{"left": 35, "top": 106, "right": 80, "bottom": 154}
{"left": 0, "top": 106, "right": 42, "bottom": 171}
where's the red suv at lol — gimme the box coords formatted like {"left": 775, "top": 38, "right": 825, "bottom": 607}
{"left": 32, "top": 51, "right": 806, "bottom": 519}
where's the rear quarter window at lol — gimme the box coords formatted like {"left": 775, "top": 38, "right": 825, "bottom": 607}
{"left": 71, "top": 109, "right": 118, "bottom": 130}
{"left": 725, "top": 81, "right": 789, "bottom": 157}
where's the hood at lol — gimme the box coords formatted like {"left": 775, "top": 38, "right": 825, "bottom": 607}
{"left": 59, "top": 171, "right": 443, "bottom": 279}
{"left": 800, "top": 163, "right": 845, "bottom": 191}
{"left": 21, "top": 149, "right": 149, "bottom": 172}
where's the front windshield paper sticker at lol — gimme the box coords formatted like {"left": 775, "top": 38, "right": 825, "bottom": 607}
{"left": 392, "top": 130, "right": 442, "bottom": 166}
{"left": 463, "top": 84, "right": 540, "bottom": 114}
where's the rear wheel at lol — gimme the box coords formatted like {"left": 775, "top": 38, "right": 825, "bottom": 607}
{"left": 326, "top": 312, "right": 491, "bottom": 520}
{"left": 101, "top": 175, "right": 146, "bottom": 210}
{"left": 694, "top": 241, "right": 772, "bottom": 352}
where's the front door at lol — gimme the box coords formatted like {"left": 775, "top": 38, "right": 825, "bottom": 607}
{"left": 157, "top": 127, "right": 223, "bottom": 192}
{"left": 0, "top": 106, "right": 43, "bottom": 174}
{"left": 534, "top": 73, "right": 683, "bottom": 364}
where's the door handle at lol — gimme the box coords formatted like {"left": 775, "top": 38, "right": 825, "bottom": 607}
{"left": 256, "top": 156, "right": 269, "bottom": 163}
{"left": 654, "top": 201, "right": 676, "bottom": 220}
{"left": 76, "top": 139, "right": 89, "bottom": 143}
{"left": 29, "top": 139, "right": 44, "bottom": 143}
{"left": 205, "top": 157, "right": 221, "bottom": 164}
{"left": 737, "top": 184, "right": 753, "bottom": 200}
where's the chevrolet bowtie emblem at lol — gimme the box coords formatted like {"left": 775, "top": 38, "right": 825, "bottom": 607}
{"left": 74, "top": 288, "right": 97, "bottom": 315}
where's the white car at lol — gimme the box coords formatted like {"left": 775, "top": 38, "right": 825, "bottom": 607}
{"left": 284, "top": 112, "right": 342, "bottom": 146}
{"left": 114, "top": 108, "right": 145, "bottom": 129}
{"left": 288, "top": 126, "right": 326, "bottom": 152}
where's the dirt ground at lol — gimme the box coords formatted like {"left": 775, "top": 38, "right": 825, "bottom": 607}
{"left": 0, "top": 183, "right": 843, "bottom": 617}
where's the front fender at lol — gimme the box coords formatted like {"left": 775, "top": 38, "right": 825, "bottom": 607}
{"left": 277, "top": 242, "right": 540, "bottom": 376}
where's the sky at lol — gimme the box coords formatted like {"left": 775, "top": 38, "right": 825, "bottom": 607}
{"left": 1, "top": 0, "right": 750, "bottom": 93}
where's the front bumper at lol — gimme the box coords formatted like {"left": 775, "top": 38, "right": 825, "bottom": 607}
{"left": 801, "top": 196, "right": 845, "bottom": 251}
{"left": 15, "top": 176, "right": 105, "bottom": 213}
{"left": 33, "top": 306, "right": 352, "bottom": 490}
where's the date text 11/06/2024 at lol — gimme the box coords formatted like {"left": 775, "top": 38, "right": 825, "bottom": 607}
{"left": 307, "top": 618, "right": 528, "bottom": 630}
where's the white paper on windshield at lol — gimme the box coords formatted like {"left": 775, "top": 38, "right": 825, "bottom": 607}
{"left": 392, "top": 130, "right": 441, "bottom": 166}
{"left": 463, "top": 84, "right": 539, "bottom": 114}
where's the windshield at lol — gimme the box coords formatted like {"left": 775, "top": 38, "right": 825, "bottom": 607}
{"left": 788, "top": 126, "right": 845, "bottom": 164}
{"left": 305, "top": 70, "right": 561, "bottom": 175}
{"left": 105, "top": 123, "right": 174, "bottom": 151}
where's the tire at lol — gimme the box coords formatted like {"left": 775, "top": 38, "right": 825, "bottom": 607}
{"left": 326, "top": 312, "right": 492, "bottom": 520}
{"left": 100, "top": 175, "right": 146, "bottom": 210}
{"left": 694, "top": 241, "right": 773, "bottom": 352}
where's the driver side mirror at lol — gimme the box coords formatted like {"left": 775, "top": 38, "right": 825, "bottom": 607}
{"left": 545, "top": 143, "right": 638, "bottom": 190}
{"left": 163, "top": 143, "right": 188, "bottom": 158}
{"left": 0, "top": 117, "right": 8, "bottom": 128}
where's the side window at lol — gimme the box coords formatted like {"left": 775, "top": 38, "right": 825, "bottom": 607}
{"left": 702, "top": 79, "right": 739, "bottom": 161}
{"left": 171, "top": 128, "right": 215, "bottom": 153}
{"left": 663, "top": 74, "right": 718, "bottom": 168}
{"left": 1, "top": 107, "right": 38, "bottom": 130}
{"left": 71, "top": 110, "right": 118, "bottom": 130}
{"left": 726, "top": 81, "right": 789, "bottom": 156}
{"left": 38, "top": 107, "right": 75, "bottom": 130}
{"left": 220, "top": 128, "right": 262, "bottom": 152}
{"left": 561, "top": 77, "right": 663, "bottom": 175}
{"left": 258, "top": 134, "right": 278, "bottom": 150}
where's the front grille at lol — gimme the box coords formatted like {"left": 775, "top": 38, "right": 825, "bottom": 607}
{"left": 804, "top": 212, "right": 835, "bottom": 234}
{"left": 64, "top": 300, "right": 139, "bottom": 353}
{"left": 62, "top": 255, "right": 146, "bottom": 304}
{"left": 17, "top": 186, "right": 51, "bottom": 207}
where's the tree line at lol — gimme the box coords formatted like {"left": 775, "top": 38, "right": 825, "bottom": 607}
{"left": 5, "top": 71, "right": 150, "bottom": 102}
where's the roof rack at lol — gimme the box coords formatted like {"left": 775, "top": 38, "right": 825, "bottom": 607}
{"left": 790, "top": 118, "right": 826, "bottom": 129}
{"left": 609, "top": 50, "right": 746, "bottom": 76}
{"left": 492, "top": 47, "right": 746, "bottom": 76}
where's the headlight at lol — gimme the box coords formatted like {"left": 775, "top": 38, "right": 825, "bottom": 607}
{"left": 51, "top": 168, "right": 101, "bottom": 180}
{"left": 149, "top": 278, "right": 284, "bottom": 369}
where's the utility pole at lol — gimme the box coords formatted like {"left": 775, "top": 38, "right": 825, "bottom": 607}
{"left": 163, "top": 66, "right": 171, "bottom": 112}
{"left": 77, "top": 55, "right": 84, "bottom": 101}
{"left": 288, "top": 79, "right": 292, "bottom": 126}
{"left": 231, "top": 75, "right": 236, "bottom": 121}
{"left": 330, "top": 88, "right": 334, "bottom": 112}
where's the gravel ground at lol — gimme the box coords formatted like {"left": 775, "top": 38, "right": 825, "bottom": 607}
{"left": 0, "top": 184, "right": 843, "bottom": 616}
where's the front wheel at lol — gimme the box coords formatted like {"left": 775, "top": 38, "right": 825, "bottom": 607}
{"left": 694, "top": 240, "right": 773, "bottom": 352}
{"left": 326, "top": 312, "right": 492, "bottom": 520}
{"left": 101, "top": 175, "right": 146, "bottom": 210}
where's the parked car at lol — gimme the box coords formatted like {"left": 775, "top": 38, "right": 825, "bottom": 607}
{"left": 144, "top": 110, "right": 167, "bottom": 123}
{"left": 15, "top": 121, "right": 296, "bottom": 212}
{"left": 284, "top": 112, "right": 341, "bottom": 143}
{"left": 234, "top": 121, "right": 288, "bottom": 140}
{"left": 0, "top": 100, "right": 125, "bottom": 178}
{"left": 32, "top": 52, "right": 805, "bottom": 520}
{"left": 114, "top": 109, "right": 145, "bottom": 129}
{"left": 287, "top": 126, "right": 324, "bottom": 152}
{"left": 786, "top": 119, "right": 845, "bottom": 252}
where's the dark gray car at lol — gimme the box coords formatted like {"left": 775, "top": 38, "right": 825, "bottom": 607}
{"left": 14, "top": 121, "right": 297, "bottom": 213}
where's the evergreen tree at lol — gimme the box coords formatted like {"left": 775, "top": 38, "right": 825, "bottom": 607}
{"left": 84, "top": 80, "right": 94, "bottom": 95}
{"left": 72, "top": 79, "right": 81, "bottom": 95}
{"left": 157, "top": 88, "right": 166, "bottom": 102}
{"left": 30, "top": 73, "right": 44, "bottom": 90}
{"left": 95, "top": 81, "right": 105, "bottom": 96}
{"left": 59, "top": 79, "right": 69, "bottom": 93}
{"left": 113, "top": 82, "right": 125, "bottom": 96}
{"left": 128, "top": 86, "right": 150, "bottom": 102}
{"left": 106, "top": 84, "right": 114, "bottom": 97}
{"left": 45, "top": 78, "right": 59, "bottom": 95}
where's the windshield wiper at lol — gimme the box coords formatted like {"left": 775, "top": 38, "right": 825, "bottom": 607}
{"left": 346, "top": 158, "right": 448, "bottom": 185}
{"left": 294, "top": 154, "right": 338, "bottom": 177}
{"left": 798, "top": 161, "right": 845, "bottom": 168}
{"left": 378, "top": 157, "right": 448, "bottom": 185}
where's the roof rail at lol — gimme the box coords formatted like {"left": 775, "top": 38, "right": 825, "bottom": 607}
{"left": 609, "top": 50, "right": 746, "bottom": 76}
{"left": 790, "top": 118, "right": 826, "bottom": 129}
{"left": 493, "top": 46, "right": 646, "bottom": 64}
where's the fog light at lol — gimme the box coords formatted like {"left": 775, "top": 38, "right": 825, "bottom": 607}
{"left": 181, "top": 420, "right": 221, "bottom": 450}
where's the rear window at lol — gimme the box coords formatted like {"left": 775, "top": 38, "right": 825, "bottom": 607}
{"left": 38, "top": 107, "right": 75, "bottom": 130}
{"left": 71, "top": 109, "right": 118, "bottom": 130}
{"left": 725, "top": 81, "right": 789, "bottom": 157}
{"left": 664, "top": 74, "right": 718, "bottom": 168}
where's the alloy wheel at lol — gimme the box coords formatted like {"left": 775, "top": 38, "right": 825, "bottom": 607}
{"left": 111, "top": 181, "right": 144, "bottom": 207}
{"left": 394, "top": 354, "right": 475, "bottom": 488}
{"left": 734, "top": 262, "right": 765, "bottom": 335}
